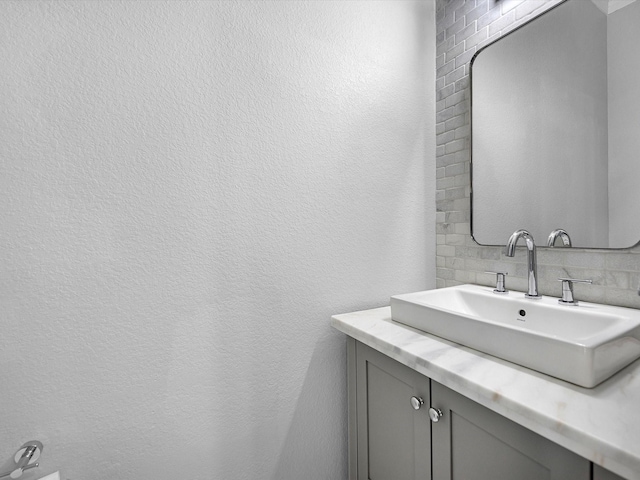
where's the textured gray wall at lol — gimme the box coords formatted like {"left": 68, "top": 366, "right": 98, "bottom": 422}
{"left": 0, "top": 2, "right": 435, "bottom": 479}
{"left": 436, "top": 0, "right": 640, "bottom": 308}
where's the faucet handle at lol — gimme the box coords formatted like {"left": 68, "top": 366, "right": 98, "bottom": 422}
{"left": 485, "top": 271, "right": 508, "bottom": 294}
{"left": 557, "top": 278, "right": 592, "bottom": 306}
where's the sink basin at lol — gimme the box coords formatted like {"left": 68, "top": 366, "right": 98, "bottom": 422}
{"left": 390, "top": 284, "right": 640, "bottom": 387}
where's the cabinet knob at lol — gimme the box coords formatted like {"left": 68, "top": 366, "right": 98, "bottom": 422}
{"left": 428, "top": 407, "right": 443, "bottom": 423}
{"left": 410, "top": 396, "right": 424, "bottom": 410}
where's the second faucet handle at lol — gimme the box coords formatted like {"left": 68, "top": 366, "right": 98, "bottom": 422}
{"left": 486, "top": 271, "right": 508, "bottom": 294}
{"left": 558, "top": 278, "right": 592, "bottom": 306}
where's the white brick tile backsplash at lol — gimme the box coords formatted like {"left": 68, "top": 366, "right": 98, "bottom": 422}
{"left": 515, "top": 0, "right": 548, "bottom": 19}
{"left": 500, "top": 0, "right": 527, "bottom": 16}
{"left": 466, "top": 2, "right": 489, "bottom": 25}
{"left": 488, "top": 10, "right": 516, "bottom": 36}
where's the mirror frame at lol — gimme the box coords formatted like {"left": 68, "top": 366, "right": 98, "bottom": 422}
{"left": 468, "top": 0, "right": 640, "bottom": 251}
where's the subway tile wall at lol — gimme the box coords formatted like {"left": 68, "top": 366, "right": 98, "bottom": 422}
{"left": 435, "top": 0, "right": 640, "bottom": 309}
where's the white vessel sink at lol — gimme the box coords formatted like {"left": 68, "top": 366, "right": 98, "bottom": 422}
{"left": 390, "top": 284, "right": 640, "bottom": 388}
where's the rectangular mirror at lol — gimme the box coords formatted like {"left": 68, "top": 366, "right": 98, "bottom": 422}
{"left": 471, "top": 0, "right": 640, "bottom": 249}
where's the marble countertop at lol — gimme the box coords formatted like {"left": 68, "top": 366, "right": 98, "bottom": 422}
{"left": 332, "top": 306, "right": 640, "bottom": 480}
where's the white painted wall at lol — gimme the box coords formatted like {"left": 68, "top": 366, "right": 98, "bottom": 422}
{"left": 472, "top": 0, "right": 609, "bottom": 247}
{"left": 608, "top": 0, "right": 640, "bottom": 247}
{"left": 0, "top": 2, "right": 435, "bottom": 479}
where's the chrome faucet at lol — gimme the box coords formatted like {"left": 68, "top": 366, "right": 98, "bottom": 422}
{"left": 505, "top": 229, "right": 541, "bottom": 299}
{"left": 547, "top": 228, "right": 572, "bottom": 247}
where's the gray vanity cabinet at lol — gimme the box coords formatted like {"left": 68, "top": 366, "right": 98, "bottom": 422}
{"left": 349, "top": 338, "right": 592, "bottom": 480}
{"left": 430, "top": 381, "right": 590, "bottom": 480}
{"left": 593, "top": 465, "right": 626, "bottom": 480}
{"left": 353, "top": 340, "right": 431, "bottom": 480}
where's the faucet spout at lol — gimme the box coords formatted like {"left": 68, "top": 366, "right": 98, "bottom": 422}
{"left": 505, "top": 229, "right": 541, "bottom": 299}
{"left": 547, "top": 228, "right": 572, "bottom": 247}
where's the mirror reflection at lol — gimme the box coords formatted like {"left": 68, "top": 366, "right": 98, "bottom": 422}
{"left": 471, "top": 0, "right": 640, "bottom": 249}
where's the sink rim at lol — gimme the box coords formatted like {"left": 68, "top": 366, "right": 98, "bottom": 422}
{"left": 391, "top": 284, "right": 635, "bottom": 349}
{"left": 390, "top": 284, "right": 640, "bottom": 388}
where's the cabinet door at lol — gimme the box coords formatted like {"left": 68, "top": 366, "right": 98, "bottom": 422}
{"left": 430, "top": 381, "right": 590, "bottom": 480}
{"left": 354, "top": 341, "right": 431, "bottom": 480}
{"left": 593, "top": 464, "right": 626, "bottom": 480}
